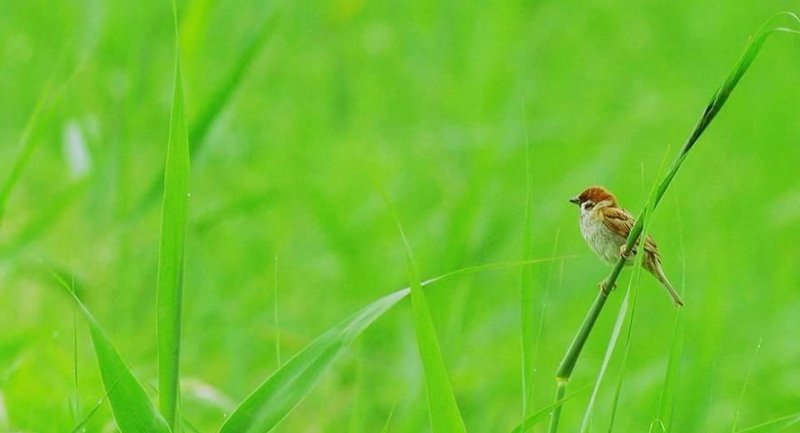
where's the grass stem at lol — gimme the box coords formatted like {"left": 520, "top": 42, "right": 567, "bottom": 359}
{"left": 546, "top": 13, "right": 800, "bottom": 432}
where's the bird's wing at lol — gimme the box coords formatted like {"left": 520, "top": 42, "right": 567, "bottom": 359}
{"left": 600, "top": 206, "right": 634, "bottom": 238}
{"left": 600, "top": 207, "right": 660, "bottom": 256}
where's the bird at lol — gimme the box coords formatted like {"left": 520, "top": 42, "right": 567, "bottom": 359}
{"left": 569, "top": 186, "right": 684, "bottom": 307}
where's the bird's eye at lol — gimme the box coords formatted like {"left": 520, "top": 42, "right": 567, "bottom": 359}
{"left": 582, "top": 201, "right": 594, "bottom": 211}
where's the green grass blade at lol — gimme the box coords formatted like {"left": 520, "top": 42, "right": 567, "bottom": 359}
{"left": 402, "top": 249, "right": 468, "bottom": 433}
{"left": 131, "top": 4, "right": 282, "bottom": 220}
{"left": 579, "top": 287, "right": 633, "bottom": 433}
{"left": 157, "top": 12, "right": 192, "bottom": 426}
{"left": 218, "top": 258, "right": 566, "bottom": 433}
{"left": 55, "top": 277, "right": 171, "bottom": 433}
{"left": 186, "top": 4, "right": 280, "bottom": 155}
{"left": 0, "top": 51, "right": 74, "bottom": 226}
{"left": 520, "top": 132, "right": 535, "bottom": 428}
{"left": 69, "top": 394, "right": 108, "bottom": 433}
{"left": 731, "top": 339, "right": 764, "bottom": 432}
{"left": 219, "top": 289, "right": 407, "bottom": 433}
{"left": 0, "top": 50, "right": 83, "bottom": 226}
{"left": 549, "top": 15, "right": 800, "bottom": 433}
{"left": 381, "top": 189, "right": 467, "bottom": 433}
{"left": 0, "top": 182, "right": 86, "bottom": 260}
{"left": 604, "top": 164, "right": 667, "bottom": 433}
{"left": 649, "top": 196, "right": 689, "bottom": 433}
{"left": 273, "top": 255, "right": 281, "bottom": 367}
{"left": 510, "top": 385, "right": 590, "bottom": 433}
{"left": 735, "top": 412, "right": 800, "bottom": 433}
{"left": 0, "top": 89, "right": 49, "bottom": 226}
{"left": 379, "top": 404, "right": 397, "bottom": 433}
{"left": 650, "top": 313, "right": 683, "bottom": 433}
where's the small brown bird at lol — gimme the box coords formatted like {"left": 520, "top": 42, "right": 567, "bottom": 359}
{"left": 570, "top": 186, "right": 684, "bottom": 307}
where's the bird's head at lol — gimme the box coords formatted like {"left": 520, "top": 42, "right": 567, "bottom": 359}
{"left": 569, "top": 186, "right": 618, "bottom": 213}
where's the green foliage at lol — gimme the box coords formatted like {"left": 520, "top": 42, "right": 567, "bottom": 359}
{"left": 56, "top": 278, "right": 171, "bottom": 433}
{"left": 548, "top": 12, "right": 800, "bottom": 432}
{"left": 385, "top": 193, "right": 468, "bottom": 433}
{"left": 156, "top": 3, "right": 191, "bottom": 426}
{"left": 218, "top": 288, "right": 407, "bottom": 433}
{"left": 1, "top": 2, "right": 800, "bottom": 433}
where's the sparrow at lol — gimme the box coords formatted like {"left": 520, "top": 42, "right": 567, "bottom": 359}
{"left": 569, "top": 186, "right": 684, "bottom": 307}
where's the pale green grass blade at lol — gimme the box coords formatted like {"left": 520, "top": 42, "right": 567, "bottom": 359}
{"left": 0, "top": 51, "right": 83, "bottom": 226}
{"left": 0, "top": 54, "right": 71, "bottom": 226}
{"left": 731, "top": 339, "right": 764, "bottom": 432}
{"left": 157, "top": 10, "right": 192, "bottom": 426}
{"left": 735, "top": 413, "right": 800, "bottom": 433}
{"left": 131, "top": 4, "right": 282, "bottom": 219}
{"left": 0, "top": 182, "right": 86, "bottom": 260}
{"left": 0, "top": 89, "right": 49, "bottom": 226}
{"left": 193, "top": 190, "right": 276, "bottom": 234}
{"left": 382, "top": 189, "right": 467, "bottom": 433}
{"left": 69, "top": 394, "right": 108, "bottom": 433}
{"left": 650, "top": 314, "right": 684, "bottom": 433}
{"left": 520, "top": 133, "right": 535, "bottom": 429}
{"left": 218, "top": 258, "right": 568, "bottom": 433}
{"left": 273, "top": 255, "right": 281, "bottom": 367}
{"left": 55, "top": 277, "right": 171, "bottom": 433}
{"left": 379, "top": 404, "right": 397, "bottom": 433}
{"left": 510, "top": 385, "right": 589, "bottom": 433}
{"left": 604, "top": 163, "right": 667, "bottom": 433}
{"left": 578, "top": 284, "right": 635, "bottom": 433}
{"left": 219, "top": 289, "right": 407, "bottom": 433}
{"left": 402, "top": 251, "right": 467, "bottom": 433}
{"left": 649, "top": 195, "right": 689, "bottom": 433}
{"left": 186, "top": 4, "right": 281, "bottom": 154}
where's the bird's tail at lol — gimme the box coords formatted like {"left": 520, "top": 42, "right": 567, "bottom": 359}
{"left": 647, "top": 257, "right": 684, "bottom": 307}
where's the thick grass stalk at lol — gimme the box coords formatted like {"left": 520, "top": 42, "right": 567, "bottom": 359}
{"left": 547, "top": 14, "right": 800, "bottom": 432}
{"left": 157, "top": 2, "right": 191, "bottom": 427}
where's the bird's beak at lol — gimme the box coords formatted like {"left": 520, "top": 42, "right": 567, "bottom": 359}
{"left": 569, "top": 197, "right": 580, "bottom": 205}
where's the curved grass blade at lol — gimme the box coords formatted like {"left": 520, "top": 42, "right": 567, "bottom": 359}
{"left": 69, "top": 394, "right": 108, "bottom": 433}
{"left": 218, "top": 258, "right": 570, "bottom": 433}
{"left": 219, "top": 289, "right": 407, "bottom": 433}
{"left": 381, "top": 190, "right": 467, "bottom": 433}
{"left": 510, "top": 385, "right": 590, "bottom": 433}
{"left": 731, "top": 339, "right": 764, "bottom": 432}
{"left": 54, "top": 276, "right": 171, "bottom": 433}
{"left": 735, "top": 412, "right": 800, "bottom": 433}
{"left": 158, "top": 3, "right": 191, "bottom": 426}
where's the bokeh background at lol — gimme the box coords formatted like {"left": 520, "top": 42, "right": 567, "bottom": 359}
{"left": 2, "top": 0, "right": 800, "bottom": 432}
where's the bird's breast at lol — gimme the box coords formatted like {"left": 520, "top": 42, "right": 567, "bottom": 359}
{"left": 580, "top": 212, "right": 626, "bottom": 264}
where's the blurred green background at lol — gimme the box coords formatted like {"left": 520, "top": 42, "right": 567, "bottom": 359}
{"left": 2, "top": 0, "right": 800, "bottom": 431}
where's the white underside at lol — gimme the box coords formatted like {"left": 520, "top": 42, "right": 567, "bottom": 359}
{"left": 580, "top": 209, "right": 627, "bottom": 264}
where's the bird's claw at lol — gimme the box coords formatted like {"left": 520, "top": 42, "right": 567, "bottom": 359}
{"left": 619, "top": 245, "right": 633, "bottom": 261}
{"left": 598, "top": 279, "right": 616, "bottom": 294}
